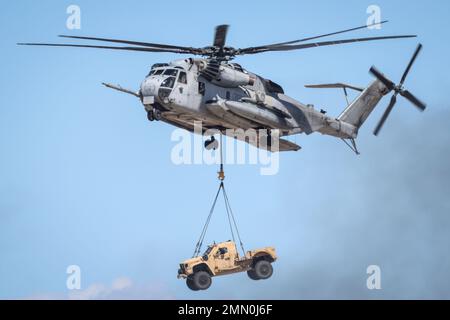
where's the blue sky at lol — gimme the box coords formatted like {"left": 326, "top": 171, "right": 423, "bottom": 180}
{"left": 1, "top": 0, "right": 450, "bottom": 299}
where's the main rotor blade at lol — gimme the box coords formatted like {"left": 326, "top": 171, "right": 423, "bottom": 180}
{"left": 374, "top": 94, "right": 397, "bottom": 136}
{"left": 238, "top": 35, "right": 417, "bottom": 55}
{"left": 400, "top": 90, "right": 427, "bottom": 111}
{"left": 369, "top": 66, "right": 395, "bottom": 91}
{"left": 213, "top": 25, "right": 229, "bottom": 49}
{"left": 17, "top": 42, "right": 198, "bottom": 54}
{"left": 400, "top": 43, "right": 422, "bottom": 86}
{"left": 59, "top": 35, "right": 203, "bottom": 53}
{"left": 240, "top": 20, "right": 389, "bottom": 52}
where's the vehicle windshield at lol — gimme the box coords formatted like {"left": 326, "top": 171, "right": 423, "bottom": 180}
{"left": 203, "top": 246, "right": 213, "bottom": 256}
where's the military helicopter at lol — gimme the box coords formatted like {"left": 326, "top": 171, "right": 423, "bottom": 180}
{"left": 18, "top": 22, "right": 426, "bottom": 153}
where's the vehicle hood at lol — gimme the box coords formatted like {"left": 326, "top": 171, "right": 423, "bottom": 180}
{"left": 181, "top": 257, "right": 203, "bottom": 266}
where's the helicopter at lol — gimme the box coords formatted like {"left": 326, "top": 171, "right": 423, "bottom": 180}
{"left": 18, "top": 22, "right": 426, "bottom": 153}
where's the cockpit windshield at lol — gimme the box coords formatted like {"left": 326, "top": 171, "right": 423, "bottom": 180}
{"left": 148, "top": 68, "right": 178, "bottom": 78}
{"left": 148, "top": 69, "right": 164, "bottom": 77}
{"left": 163, "top": 69, "right": 178, "bottom": 76}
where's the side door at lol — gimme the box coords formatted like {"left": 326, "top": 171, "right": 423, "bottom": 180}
{"left": 213, "top": 246, "right": 236, "bottom": 272}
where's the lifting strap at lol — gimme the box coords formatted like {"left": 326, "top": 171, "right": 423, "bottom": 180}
{"left": 192, "top": 182, "right": 222, "bottom": 257}
{"left": 222, "top": 182, "right": 246, "bottom": 256}
{"left": 192, "top": 135, "right": 246, "bottom": 258}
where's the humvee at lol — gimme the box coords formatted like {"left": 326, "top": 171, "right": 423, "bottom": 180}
{"left": 177, "top": 241, "right": 277, "bottom": 291}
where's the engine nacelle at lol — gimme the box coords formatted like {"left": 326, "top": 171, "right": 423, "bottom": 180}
{"left": 212, "top": 66, "right": 255, "bottom": 88}
{"left": 196, "top": 60, "right": 255, "bottom": 88}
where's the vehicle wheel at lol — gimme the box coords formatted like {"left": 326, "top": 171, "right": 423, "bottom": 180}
{"left": 247, "top": 269, "right": 260, "bottom": 281}
{"left": 192, "top": 271, "right": 212, "bottom": 290}
{"left": 147, "top": 110, "right": 155, "bottom": 122}
{"left": 254, "top": 260, "right": 273, "bottom": 280}
{"left": 186, "top": 278, "right": 199, "bottom": 291}
{"left": 153, "top": 109, "right": 162, "bottom": 121}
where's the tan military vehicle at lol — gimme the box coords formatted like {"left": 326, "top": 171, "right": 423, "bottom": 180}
{"left": 177, "top": 240, "right": 277, "bottom": 291}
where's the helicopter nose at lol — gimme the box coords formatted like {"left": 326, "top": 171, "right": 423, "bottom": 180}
{"left": 140, "top": 78, "right": 159, "bottom": 97}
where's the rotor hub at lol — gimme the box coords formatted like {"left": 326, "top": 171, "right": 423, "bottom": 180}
{"left": 394, "top": 85, "right": 404, "bottom": 93}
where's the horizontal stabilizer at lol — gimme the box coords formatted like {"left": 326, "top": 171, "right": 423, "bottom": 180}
{"left": 305, "top": 83, "right": 364, "bottom": 92}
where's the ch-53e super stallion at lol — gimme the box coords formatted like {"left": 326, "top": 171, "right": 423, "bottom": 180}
{"left": 19, "top": 22, "right": 426, "bottom": 153}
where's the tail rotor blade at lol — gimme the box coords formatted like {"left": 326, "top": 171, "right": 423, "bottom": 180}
{"left": 400, "top": 90, "right": 427, "bottom": 111}
{"left": 400, "top": 43, "right": 422, "bottom": 86}
{"left": 374, "top": 94, "right": 397, "bottom": 136}
{"left": 370, "top": 66, "right": 395, "bottom": 91}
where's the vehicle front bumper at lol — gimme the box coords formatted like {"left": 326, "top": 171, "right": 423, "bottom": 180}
{"left": 177, "top": 268, "right": 188, "bottom": 279}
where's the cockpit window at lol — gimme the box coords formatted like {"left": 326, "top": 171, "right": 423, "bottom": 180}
{"left": 161, "top": 76, "right": 176, "bottom": 88}
{"left": 163, "top": 69, "right": 178, "bottom": 76}
{"left": 178, "top": 72, "right": 187, "bottom": 84}
{"left": 153, "top": 69, "right": 164, "bottom": 76}
{"left": 147, "top": 70, "right": 156, "bottom": 77}
{"left": 151, "top": 63, "right": 169, "bottom": 69}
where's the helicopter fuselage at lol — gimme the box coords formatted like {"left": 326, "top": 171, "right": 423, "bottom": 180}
{"left": 139, "top": 58, "right": 371, "bottom": 150}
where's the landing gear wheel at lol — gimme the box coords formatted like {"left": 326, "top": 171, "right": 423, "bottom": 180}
{"left": 247, "top": 269, "right": 260, "bottom": 281}
{"left": 147, "top": 110, "right": 155, "bottom": 122}
{"left": 192, "top": 271, "right": 212, "bottom": 290}
{"left": 186, "top": 277, "right": 199, "bottom": 291}
{"left": 153, "top": 109, "right": 162, "bottom": 121}
{"left": 254, "top": 260, "right": 273, "bottom": 280}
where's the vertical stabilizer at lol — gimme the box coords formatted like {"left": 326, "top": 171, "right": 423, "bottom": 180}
{"left": 338, "top": 80, "right": 388, "bottom": 129}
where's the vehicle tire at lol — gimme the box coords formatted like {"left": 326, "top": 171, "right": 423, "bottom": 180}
{"left": 147, "top": 110, "right": 155, "bottom": 122}
{"left": 247, "top": 269, "right": 260, "bottom": 281}
{"left": 192, "top": 271, "right": 212, "bottom": 290}
{"left": 254, "top": 260, "right": 273, "bottom": 280}
{"left": 186, "top": 278, "right": 199, "bottom": 291}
